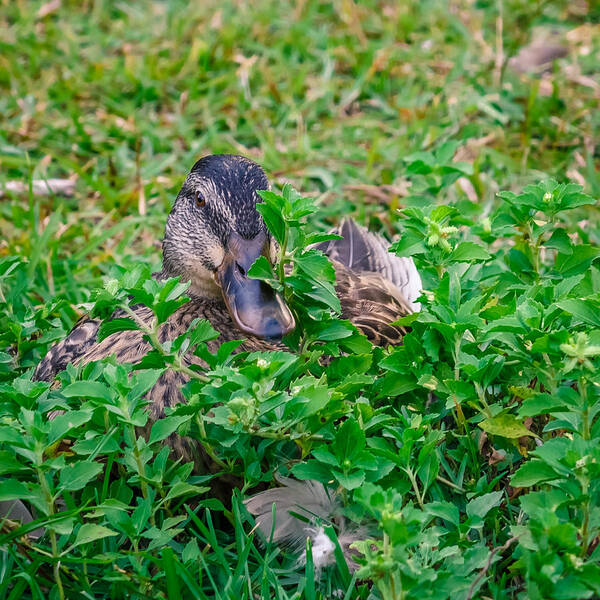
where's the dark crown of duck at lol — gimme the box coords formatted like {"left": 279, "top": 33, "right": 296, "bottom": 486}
{"left": 160, "top": 154, "right": 295, "bottom": 340}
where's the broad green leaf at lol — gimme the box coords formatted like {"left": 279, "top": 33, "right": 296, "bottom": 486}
{"left": 248, "top": 255, "right": 276, "bottom": 282}
{"left": 316, "top": 320, "right": 354, "bottom": 341}
{"left": 182, "top": 538, "right": 200, "bottom": 563}
{"left": 448, "top": 241, "right": 491, "bottom": 263}
{"left": 426, "top": 501, "right": 460, "bottom": 528}
{"left": 511, "top": 460, "right": 558, "bottom": 487}
{"left": 305, "top": 232, "right": 342, "bottom": 246}
{"left": 467, "top": 491, "right": 503, "bottom": 520}
{"left": 154, "top": 297, "right": 189, "bottom": 325}
{"left": 59, "top": 461, "right": 103, "bottom": 491}
{"left": 478, "top": 414, "right": 536, "bottom": 439}
{"left": 518, "top": 393, "right": 565, "bottom": 418}
{"left": 98, "top": 318, "right": 140, "bottom": 342}
{"left": 0, "top": 451, "right": 25, "bottom": 475}
{"left": 555, "top": 298, "right": 600, "bottom": 327}
{"left": 555, "top": 245, "right": 600, "bottom": 276}
{"left": 333, "top": 469, "right": 365, "bottom": 490}
{"left": 0, "top": 427, "right": 27, "bottom": 446}
{"left": 148, "top": 414, "right": 192, "bottom": 445}
{"left": 186, "top": 319, "right": 220, "bottom": 346}
{"left": 165, "top": 482, "right": 210, "bottom": 502}
{"left": 48, "top": 409, "right": 94, "bottom": 445}
{"left": 256, "top": 198, "right": 285, "bottom": 244}
{"left": 0, "top": 479, "right": 32, "bottom": 501}
{"left": 553, "top": 575, "right": 595, "bottom": 599}
{"left": 519, "top": 489, "right": 569, "bottom": 521}
{"left": 312, "top": 447, "right": 340, "bottom": 467}
{"left": 62, "top": 381, "right": 113, "bottom": 402}
{"left": 72, "top": 524, "right": 118, "bottom": 548}
{"left": 332, "top": 418, "right": 365, "bottom": 461}
{"left": 292, "top": 460, "right": 332, "bottom": 482}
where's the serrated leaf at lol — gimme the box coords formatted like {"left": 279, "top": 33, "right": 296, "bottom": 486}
{"left": 256, "top": 200, "right": 285, "bottom": 244}
{"left": 332, "top": 417, "right": 365, "bottom": 461}
{"left": 248, "top": 255, "right": 276, "bottom": 282}
{"left": 186, "top": 319, "right": 220, "bottom": 346}
{"left": 555, "top": 299, "right": 600, "bottom": 327}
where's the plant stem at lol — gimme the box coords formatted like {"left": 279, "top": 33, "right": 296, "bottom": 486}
{"left": 452, "top": 334, "right": 469, "bottom": 429}
{"left": 578, "top": 376, "right": 591, "bottom": 556}
{"left": 579, "top": 376, "right": 590, "bottom": 441}
{"left": 404, "top": 467, "right": 425, "bottom": 510}
{"left": 122, "top": 305, "right": 208, "bottom": 382}
{"left": 277, "top": 225, "right": 289, "bottom": 286}
{"left": 451, "top": 333, "right": 480, "bottom": 470}
{"left": 194, "top": 414, "right": 229, "bottom": 470}
{"left": 36, "top": 467, "right": 64, "bottom": 600}
{"left": 128, "top": 424, "right": 156, "bottom": 526}
{"left": 436, "top": 474, "right": 465, "bottom": 493}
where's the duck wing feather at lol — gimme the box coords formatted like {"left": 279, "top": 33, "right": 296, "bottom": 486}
{"left": 333, "top": 260, "right": 412, "bottom": 346}
{"left": 317, "top": 217, "right": 421, "bottom": 311}
{"left": 33, "top": 317, "right": 101, "bottom": 382}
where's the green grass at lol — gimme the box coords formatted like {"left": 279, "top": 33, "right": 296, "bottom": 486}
{"left": 1, "top": 0, "right": 598, "bottom": 312}
{"left": 1, "top": 1, "right": 599, "bottom": 599}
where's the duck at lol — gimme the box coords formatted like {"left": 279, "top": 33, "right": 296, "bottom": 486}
{"left": 35, "top": 154, "right": 421, "bottom": 428}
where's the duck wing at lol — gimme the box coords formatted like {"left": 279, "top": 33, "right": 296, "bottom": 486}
{"left": 34, "top": 303, "right": 160, "bottom": 384}
{"left": 316, "top": 218, "right": 421, "bottom": 311}
{"left": 34, "top": 317, "right": 101, "bottom": 382}
{"left": 333, "top": 262, "right": 412, "bottom": 345}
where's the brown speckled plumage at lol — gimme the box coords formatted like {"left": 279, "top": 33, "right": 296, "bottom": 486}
{"left": 35, "top": 155, "right": 421, "bottom": 468}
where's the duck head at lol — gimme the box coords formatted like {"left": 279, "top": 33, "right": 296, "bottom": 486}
{"left": 162, "top": 154, "right": 295, "bottom": 340}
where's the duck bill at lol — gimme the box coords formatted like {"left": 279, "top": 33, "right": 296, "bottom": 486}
{"left": 215, "top": 233, "right": 295, "bottom": 340}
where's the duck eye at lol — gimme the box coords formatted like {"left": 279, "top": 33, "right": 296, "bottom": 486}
{"left": 195, "top": 191, "right": 206, "bottom": 208}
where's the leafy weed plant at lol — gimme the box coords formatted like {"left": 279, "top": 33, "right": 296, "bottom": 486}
{"left": 1, "top": 1, "right": 599, "bottom": 598}
{"left": 1, "top": 170, "right": 599, "bottom": 599}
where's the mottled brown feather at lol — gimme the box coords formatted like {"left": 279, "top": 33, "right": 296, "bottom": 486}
{"left": 333, "top": 260, "right": 411, "bottom": 346}
{"left": 36, "top": 262, "right": 411, "bottom": 402}
{"left": 34, "top": 219, "right": 418, "bottom": 472}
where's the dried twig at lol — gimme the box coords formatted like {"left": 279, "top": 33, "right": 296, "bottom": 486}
{"left": 466, "top": 536, "right": 520, "bottom": 600}
{"left": 0, "top": 179, "right": 76, "bottom": 197}
{"left": 343, "top": 183, "right": 410, "bottom": 203}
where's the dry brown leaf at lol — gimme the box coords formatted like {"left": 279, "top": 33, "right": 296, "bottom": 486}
{"left": 1, "top": 179, "right": 76, "bottom": 197}
{"left": 37, "top": 0, "right": 61, "bottom": 19}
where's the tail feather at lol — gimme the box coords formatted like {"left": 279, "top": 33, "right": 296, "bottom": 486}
{"left": 316, "top": 218, "right": 422, "bottom": 310}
